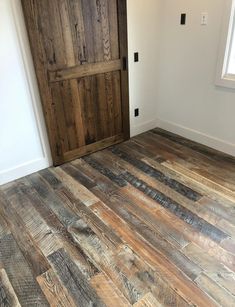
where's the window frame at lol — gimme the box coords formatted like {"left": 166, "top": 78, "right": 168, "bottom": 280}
{"left": 216, "top": 0, "right": 235, "bottom": 89}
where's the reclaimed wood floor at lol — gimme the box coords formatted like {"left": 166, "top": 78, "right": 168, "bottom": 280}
{"left": 1, "top": 128, "right": 235, "bottom": 306}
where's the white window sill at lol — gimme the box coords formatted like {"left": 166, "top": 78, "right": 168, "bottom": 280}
{"left": 216, "top": 74, "right": 235, "bottom": 89}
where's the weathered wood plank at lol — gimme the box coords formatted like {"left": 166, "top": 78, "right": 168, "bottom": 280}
{"left": 50, "top": 167, "right": 99, "bottom": 206}
{"left": 110, "top": 146, "right": 202, "bottom": 201}
{"left": 90, "top": 273, "right": 131, "bottom": 307}
{"left": 163, "top": 160, "right": 235, "bottom": 202}
{"left": 48, "top": 249, "right": 105, "bottom": 306}
{"left": 184, "top": 243, "right": 235, "bottom": 296}
{"left": 37, "top": 269, "right": 76, "bottom": 307}
{"left": 67, "top": 219, "right": 142, "bottom": 304}
{"left": 27, "top": 172, "right": 79, "bottom": 228}
{"left": 133, "top": 293, "right": 163, "bottom": 307}
{"left": 0, "top": 269, "right": 21, "bottom": 307}
{"left": 152, "top": 128, "right": 235, "bottom": 165}
{"left": 49, "top": 59, "right": 122, "bottom": 82}
{"left": 72, "top": 158, "right": 121, "bottom": 194}
{"left": 0, "top": 197, "right": 10, "bottom": 238}
{"left": 82, "top": 155, "right": 127, "bottom": 187}
{"left": 0, "top": 191, "right": 50, "bottom": 277}
{"left": 122, "top": 172, "right": 228, "bottom": 243}
{"left": 146, "top": 130, "right": 235, "bottom": 185}
{"left": 57, "top": 188, "right": 123, "bottom": 250}
{"left": 1, "top": 128, "right": 235, "bottom": 306}
{"left": 0, "top": 233, "right": 49, "bottom": 306}
{"left": 195, "top": 273, "right": 235, "bottom": 307}
{"left": 1, "top": 181, "right": 62, "bottom": 257}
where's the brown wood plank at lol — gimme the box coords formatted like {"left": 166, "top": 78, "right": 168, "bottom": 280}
{"left": 195, "top": 273, "right": 235, "bottom": 306}
{"left": 37, "top": 269, "right": 77, "bottom": 307}
{"left": 62, "top": 134, "right": 125, "bottom": 164}
{"left": 163, "top": 160, "right": 235, "bottom": 202}
{"left": 152, "top": 128, "right": 235, "bottom": 165}
{"left": 51, "top": 167, "right": 100, "bottom": 206}
{"left": 90, "top": 273, "right": 131, "bottom": 307}
{"left": 184, "top": 243, "right": 235, "bottom": 296}
{"left": 133, "top": 293, "right": 163, "bottom": 307}
{"left": 49, "top": 60, "right": 122, "bottom": 82}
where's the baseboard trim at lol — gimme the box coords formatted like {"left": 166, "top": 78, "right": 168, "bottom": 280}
{"left": 0, "top": 158, "right": 49, "bottom": 186}
{"left": 131, "top": 119, "right": 159, "bottom": 137}
{"left": 157, "top": 118, "right": 235, "bottom": 157}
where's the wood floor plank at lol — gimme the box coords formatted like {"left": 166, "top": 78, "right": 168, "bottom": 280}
{"left": 110, "top": 145, "right": 202, "bottom": 201}
{"left": 163, "top": 160, "right": 235, "bottom": 201}
{"left": 147, "top": 130, "right": 235, "bottom": 185}
{"left": 37, "top": 269, "right": 77, "bottom": 307}
{"left": 27, "top": 172, "right": 79, "bottom": 228}
{"left": 1, "top": 181, "right": 62, "bottom": 258}
{"left": 0, "top": 233, "right": 49, "bottom": 306}
{"left": 151, "top": 128, "right": 235, "bottom": 165}
{"left": 48, "top": 249, "right": 105, "bottom": 307}
{"left": 51, "top": 167, "right": 100, "bottom": 206}
{"left": 0, "top": 191, "right": 50, "bottom": 277}
{"left": 0, "top": 269, "right": 21, "bottom": 307}
{"left": 195, "top": 273, "right": 235, "bottom": 307}
{"left": 184, "top": 243, "right": 235, "bottom": 296}
{"left": 90, "top": 273, "right": 131, "bottom": 307}
{"left": 133, "top": 293, "right": 163, "bottom": 307}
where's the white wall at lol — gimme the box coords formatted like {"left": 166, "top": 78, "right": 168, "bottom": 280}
{"left": 127, "top": 0, "right": 162, "bottom": 136}
{"left": 155, "top": 0, "right": 235, "bottom": 156}
{"left": 0, "top": 0, "right": 51, "bottom": 185}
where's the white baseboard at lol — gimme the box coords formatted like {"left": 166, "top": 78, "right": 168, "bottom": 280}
{"left": 131, "top": 119, "right": 159, "bottom": 137}
{"left": 0, "top": 158, "right": 49, "bottom": 186}
{"left": 157, "top": 118, "right": 235, "bottom": 157}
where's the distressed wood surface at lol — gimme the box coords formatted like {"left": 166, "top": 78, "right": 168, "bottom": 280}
{"left": 21, "top": 0, "right": 130, "bottom": 165}
{"left": 1, "top": 128, "right": 235, "bottom": 306}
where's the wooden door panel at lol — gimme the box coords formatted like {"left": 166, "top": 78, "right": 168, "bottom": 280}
{"left": 21, "top": 0, "right": 129, "bottom": 165}
{"left": 50, "top": 71, "right": 123, "bottom": 152}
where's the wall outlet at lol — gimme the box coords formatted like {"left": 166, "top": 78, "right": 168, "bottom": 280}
{"left": 180, "top": 13, "right": 186, "bottom": 25}
{"left": 134, "top": 52, "right": 139, "bottom": 62}
{"left": 134, "top": 108, "right": 139, "bottom": 117}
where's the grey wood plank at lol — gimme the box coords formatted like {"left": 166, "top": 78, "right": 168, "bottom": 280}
{"left": 0, "top": 269, "right": 21, "bottom": 307}
{"left": 122, "top": 172, "right": 229, "bottom": 243}
{"left": 0, "top": 233, "right": 49, "bottom": 306}
{"left": 48, "top": 249, "right": 105, "bottom": 307}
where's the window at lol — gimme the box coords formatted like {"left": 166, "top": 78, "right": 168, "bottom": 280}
{"left": 216, "top": 0, "right": 235, "bottom": 88}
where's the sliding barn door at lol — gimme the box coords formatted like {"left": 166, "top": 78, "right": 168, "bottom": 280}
{"left": 21, "top": 0, "right": 129, "bottom": 165}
